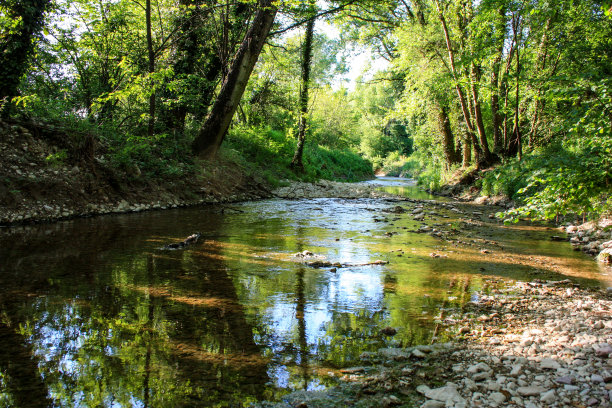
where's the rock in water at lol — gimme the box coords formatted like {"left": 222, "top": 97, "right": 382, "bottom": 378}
{"left": 161, "top": 233, "right": 202, "bottom": 250}
{"left": 597, "top": 248, "right": 612, "bottom": 263}
{"left": 380, "top": 327, "right": 397, "bottom": 336}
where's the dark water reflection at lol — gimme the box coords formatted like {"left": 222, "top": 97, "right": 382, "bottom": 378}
{"left": 0, "top": 178, "right": 608, "bottom": 407}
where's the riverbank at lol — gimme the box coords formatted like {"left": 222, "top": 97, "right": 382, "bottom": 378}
{"left": 1, "top": 118, "right": 379, "bottom": 226}
{"left": 272, "top": 179, "right": 389, "bottom": 199}
{"left": 257, "top": 280, "right": 612, "bottom": 408}
{"left": 0, "top": 119, "right": 272, "bottom": 225}
{"left": 434, "top": 169, "right": 612, "bottom": 265}
{"left": 3, "top": 157, "right": 611, "bottom": 407}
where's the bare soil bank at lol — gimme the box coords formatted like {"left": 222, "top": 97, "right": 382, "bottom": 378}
{"left": 0, "top": 118, "right": 270, "bottom": 225}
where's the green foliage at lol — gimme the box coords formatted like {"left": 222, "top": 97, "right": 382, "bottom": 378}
{"left": 225, "top": 125, "right": 372, "bottom": 184}
{"left": 479, "top": 159, "right": 532, "bottom": 199}
{"left": 0, "top": 0, "right": 51, "bottom": 110}
{"left": 302, "top": 145, "right": 373, "bottom": 181}
{"left": 44, "top": 149, "right": 67, "bottom": 167}
{"left": 378, "top": 153, "right": 422, "bottom": 178}
{"left": 491, "top": 139, "right": 611, "bottom": 223}
{"left": 224, "top": 125, "right": 295, "bottom": 184}
{"left": 493, "top": 71, "right": 612, "bottom": 222}
{"left": 309, "top": 87, "right": 361, "bottom": 150}
{"left": 105, "top": 132, "right": 193, "bottom": 178}
{"left": 415, "top": 160, "right": 445, "bottom": 192}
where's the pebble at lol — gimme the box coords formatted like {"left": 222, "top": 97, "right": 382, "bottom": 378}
{"left": 412, "top": 281, "right": 612, "bottom": 408}
{"left": 518, "top": 386, "right": 547, "bottom": 396}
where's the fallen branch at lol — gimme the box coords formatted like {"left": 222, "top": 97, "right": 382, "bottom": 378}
{"left": 307, "top": 260, "right": 389, "bottom": 269}
{"left": 159, "top": 233, "right": 201, "bottom": 250}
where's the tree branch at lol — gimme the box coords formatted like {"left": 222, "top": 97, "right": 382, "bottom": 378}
{"left": 268, "top": 0, "right": 359, "bottom": 36}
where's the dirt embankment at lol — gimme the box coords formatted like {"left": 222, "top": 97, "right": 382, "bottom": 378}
{"left": 0, "top": 118, "right": 270, "bottom": 225}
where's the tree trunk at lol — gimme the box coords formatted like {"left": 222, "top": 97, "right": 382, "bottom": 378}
{"left": 491, "top": 59, "right": 503, "bottom": 154}
{"left": 528, "top": 18, "right": 552, "bottom": 147}
{"left": 501, "top": 18, "right": 517, "bottom": 155}
{"left": 434, "top": 1, "right": 485, "bottom": 168}
{"left": 466, "top": 93, "right": 483, "bottom": 165}
{"left": 192, "top": 0, "right": 277, "bottom": 158}
{"left": 291, "top": 13, "right": 316, "bottom": 172}
{"left": 0, "top": 0, "right": 50, "bottom": 114}
{"left": 491, "top": 6, "right": 506, "bottom": 154}
{"left": 436, "top": 103, "right": 461, "bottom": 166}
{"left": 146, "top": 0, "right": 156, "bottom": 136}
{"left": 461, "top": 130, "right": 472, "bottom": 168}
{"left": 508, "top": 13, "right": 523, "bottom": 159}
{"left": 470, "top": 62, "right": 493, "bottom": 163}
{"left": 510, "top": 43, "right": 522, "bottom": 159}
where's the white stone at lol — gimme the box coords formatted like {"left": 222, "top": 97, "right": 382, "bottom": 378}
{"left": 593, "top": 343, "right": 612, "bottom": 357}
{"left": 417, "top": 383, "right": 466, "bottom": 405}
{"left": 489, "top": 392, "right": 506, "bottom": 404}
{"left": 518, "top": 386, "right": 547, "bottom": 396}
{"left": 510, "top": 364, "right": 523, "bottom": 377}
{"left": 467, "top": 362, "right": 491, "bottom": 374}
{"left": 487, "top": 382, "right": 501, "bottom": 391}
{"left": 540, "top": 389, "right": 556, "bottom": 404}
{"left": 540, "top": 358, "right": 561, "bottom": 370}
{"left": 420, "top": 401, "right": 445, "bottom": 408}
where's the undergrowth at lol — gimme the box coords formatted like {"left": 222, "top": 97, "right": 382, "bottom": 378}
{"left": 478, "top": 141, "right": 612, "bottom": 223}
{"left": 224, "top": 125, "right": 373, "bottom": 185}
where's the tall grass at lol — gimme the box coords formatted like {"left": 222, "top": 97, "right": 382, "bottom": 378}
{"left": 224, "top": 125, "right": 373, "bottom": 185}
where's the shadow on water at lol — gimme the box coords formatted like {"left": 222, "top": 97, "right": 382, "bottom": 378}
{"left": 0, "top": 214, "right": 271, "bottom": 407}
{"left": 0, "top": 177, "right": 608, "bottom": 406}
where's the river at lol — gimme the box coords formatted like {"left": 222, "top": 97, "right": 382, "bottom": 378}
{"left": 0, "top": 177, "right": 608, "bottom": 407}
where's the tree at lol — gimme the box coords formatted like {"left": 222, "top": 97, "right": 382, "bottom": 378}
{"left": 290, "top": 2, "right": 316, "bottom": 171}
{"left": 145, "top": 0, "right": 155, "bottom": 136}
{"left": 0, "top": 0, "right": 51, "bottom": 114}
{"left": 159, "top": 1, "right": 252, "bottom": 135}
{"left": 192, "top": 0, "right": 277, "bottom": 158}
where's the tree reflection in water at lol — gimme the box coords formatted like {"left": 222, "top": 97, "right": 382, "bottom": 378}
{"left": 0, "top": 193, "right": 605, "bottom": 406}
{"left": 0, "top": 213, "right": 271, "bottom": 407}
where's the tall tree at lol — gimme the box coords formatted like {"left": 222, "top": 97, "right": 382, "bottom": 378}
{"left": 434, "top": 0, "right": 492, "bottom": 167}
{"left": 0, "top": 0, "right": 50, "bottom": 114}
{"left": 192, "top": 0, "right": 277, "bottom": 158}
{"left": 145, "top": 0, "right": 156, "bottom": 136}
{"left": 160, "top": 1, "right": 251, "bottom": 135}
{"left": 290, "top": 3, "right": 316, "bottom": 172}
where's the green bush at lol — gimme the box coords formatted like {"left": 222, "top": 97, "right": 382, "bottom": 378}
{"left": 225, "top": 125, "right": 373, "bottom": 184}
{"left": 379, "top": 152, "right": 423, "bottom": 178}
{"left": 302, "top": 145, "right": 373, "bottom": 182}
{"left": 45, "top": 149, "right": 68, "bottom": 167}
{"left": 493, "top": 136, "right": 612, "bottom": 222}
{"left": 106, "top": 132, "right": 193, "bottom": 178}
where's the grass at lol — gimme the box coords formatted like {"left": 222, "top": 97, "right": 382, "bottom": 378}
{"left": 224, "top": 125, "right": 373, "bottom": 185}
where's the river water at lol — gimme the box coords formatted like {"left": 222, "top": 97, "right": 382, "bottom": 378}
{"left": 0, "top": 178, "right": 608, "bottom": 407}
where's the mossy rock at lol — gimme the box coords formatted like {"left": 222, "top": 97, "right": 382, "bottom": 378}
{"left": 598, "top": 248, "right": 612, "bottom": 264}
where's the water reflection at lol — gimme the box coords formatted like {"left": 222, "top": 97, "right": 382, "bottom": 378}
{"left": 0, "top": 178, "right": 607, "bottom": 406}
{"left": 366, "top": 176, "right": 446, "bottom": 201}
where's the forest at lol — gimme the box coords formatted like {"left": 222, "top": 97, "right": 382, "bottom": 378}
{"left": 2, "top": 2, "right": 612, "bottom": 407}
{"left": 1, "top": 0, "right": 611, "bottom": 222}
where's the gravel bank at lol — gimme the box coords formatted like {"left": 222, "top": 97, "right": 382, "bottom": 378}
{"left": 272, "top": 179, "right": 391, "bottom": 199}
{"left": 561, "top": 220, "right": 612, "bottom": 264}
{"left": 258, "top": 280, "right": 612, "bottom": 408}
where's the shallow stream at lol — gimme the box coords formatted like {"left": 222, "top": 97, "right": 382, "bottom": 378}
{"left": 0, "top": 178, "right": 609, "bottom": 407}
